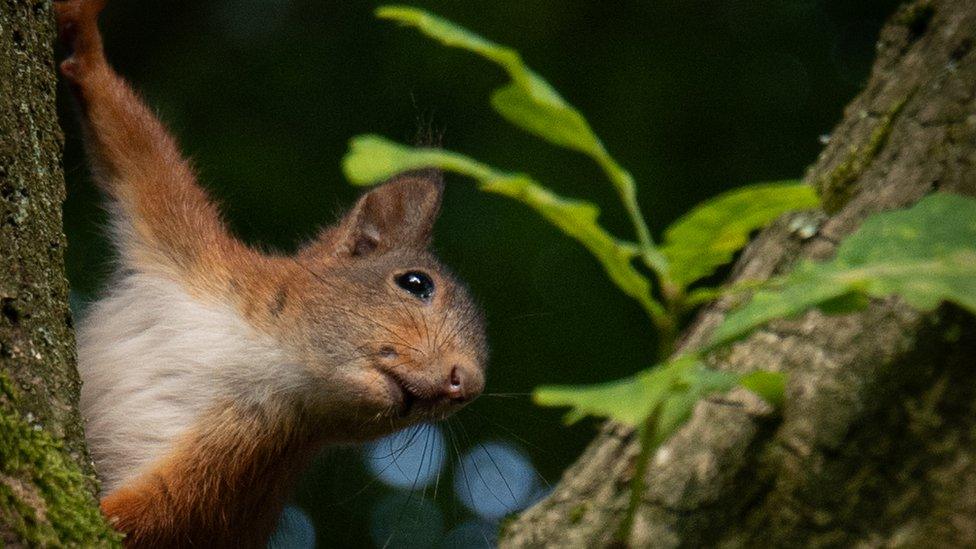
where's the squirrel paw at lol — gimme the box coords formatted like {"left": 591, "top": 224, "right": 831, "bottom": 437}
{"left": 54, "top": 0, "right": 107, "bottom": 81}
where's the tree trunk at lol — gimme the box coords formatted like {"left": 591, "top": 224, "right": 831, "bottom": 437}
{"left": 501, "top": 0, "right": 976, "bottom": 547}
{"left": 0, "top": 0, "right": 117, "bottom": 545}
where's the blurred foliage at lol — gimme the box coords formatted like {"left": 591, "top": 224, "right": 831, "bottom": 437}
{"left": 59, "top": 1, "right": 901, "bottom": 546}
{"left": 533, "top": 356, "right": 784, "bottom": 430}
{"left": 536, "top": 192, "right": 976, "bottom": 436}
{"left": 344, "top": 135, "right": 665, "bottom": 323}
{"left": 711, "top": 193, "right": 976, "bottom": 347}
{"left": 343, "top": 14, "right": 813, "bottom": 535}
{"left": 661, "top": 181, "right": 819, "bottom": 288}
{"left": 375, "top": 6, "right": 665, "bottom": 275}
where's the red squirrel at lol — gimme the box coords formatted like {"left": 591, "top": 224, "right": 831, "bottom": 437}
{"left": 55, "top": 1, "right": 488, "bottom": 546}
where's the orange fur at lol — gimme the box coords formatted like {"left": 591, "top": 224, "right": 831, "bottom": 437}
{"left": 100, "top": 404, "right": 315, "bottom": 548}
{"left": 55, "top": 0, "right": 283, "bottom": 309}
{"left": 58, "top": 1, "right": 488, "bottom": 546}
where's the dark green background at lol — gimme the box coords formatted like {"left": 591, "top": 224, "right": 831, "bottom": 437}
{"left": 59, "top": 1, "right": 900, "bottom": 546}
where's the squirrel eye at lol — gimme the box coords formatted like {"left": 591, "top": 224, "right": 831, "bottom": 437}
{"left": 395, "top": 271, "right": 434, "bottom": 300}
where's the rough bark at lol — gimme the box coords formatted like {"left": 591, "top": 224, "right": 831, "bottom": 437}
{"left": 501, "top": 0, "right": 976, "bottom": 547}
{"left": 0, "top": 0, "right": 118, "bottom": 545}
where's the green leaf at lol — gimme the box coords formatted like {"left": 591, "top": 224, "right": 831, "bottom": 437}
{"left": 711, "top": 193, "right": 976, "bottom": 347}
{"left": 376, "top": 6, "right": 604, "bottom": 158}
{"left": 375, "top": 5, "right": 666, "bottom": 275}
{"left": 534, "top": 356, "right": 782, "bottom": 434}
{"left": 738, "top": 371, "right": 786, "bottom": 408}
{"left": 661, "top": 181, "right": 820, "bottom": 288}
{"left": 342, "top": 135, "right": 495, "bottom": 184}
{"left": 490, "top": 84, "right": 602, "bottom": 155}
{"left": 533, "top": 356, "right": 706, "bottom": 427}
{"left": 342, "top": 135, "right": 666, "bottom": 322}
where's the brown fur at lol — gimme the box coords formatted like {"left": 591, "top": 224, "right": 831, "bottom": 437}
{"left": 57, "top": 1, "right": 487, "bottom": 546}
{"left": 100, "top": 404, "right": 315, "bottom": 549}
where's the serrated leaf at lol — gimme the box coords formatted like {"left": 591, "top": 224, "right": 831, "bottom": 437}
{"left": 534, "top": 356, "right": 781, "bottom": 440}
{"left": 533, "top": 356, "right": 703, "bottom": 427}
{"left": 377, "top": 6, "right": 605, "bottom": 157}
{"left": 711, "top": 193, "right": 976, "bottom": 347}
{"left": 649, "top": 362, "right": 751, "bottom": 444}
{"left": 535, "top": 357, "right": 784, "bottom": 449}
{"left": 342, "top": 135, "right": 665, "bottom": 320}
{"left": 661, "top": 181, "right": 820, "bottom": 288}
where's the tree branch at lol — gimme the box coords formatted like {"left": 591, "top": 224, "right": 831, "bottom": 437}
{"left": 501, "top": 0, "right": 976, "bottom": 546}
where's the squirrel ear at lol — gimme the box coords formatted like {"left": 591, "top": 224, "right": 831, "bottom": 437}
{"left": 336, "top": 171, "right": 444, "bottom": 257}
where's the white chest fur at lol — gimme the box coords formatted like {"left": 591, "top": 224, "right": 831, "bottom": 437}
{"left": 76, "top": 273, "right": 293, "bottom": 493}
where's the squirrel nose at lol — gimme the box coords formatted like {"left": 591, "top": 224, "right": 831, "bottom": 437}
{"left": 444, "top": 363, "right": 483, "bottom": 403}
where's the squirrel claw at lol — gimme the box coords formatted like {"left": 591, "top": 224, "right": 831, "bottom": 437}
{"left": 59, "top": 58, "right": 81, "bottom": 81}
{"left": 54, "top": 0, "right": 107, "bottom": 80}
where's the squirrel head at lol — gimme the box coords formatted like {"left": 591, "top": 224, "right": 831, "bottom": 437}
{"left": 279, "top": 172, "right": 487, "bottom": 440}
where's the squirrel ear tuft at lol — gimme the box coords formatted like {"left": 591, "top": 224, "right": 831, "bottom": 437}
{"left": 335, "top": 171, "right": 444, "bottom": 257}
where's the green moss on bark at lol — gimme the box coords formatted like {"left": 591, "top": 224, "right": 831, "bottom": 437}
{"left": 1, "top": 0, "right": 120, "bottom": 544}
{"left": 816, "top": 96, "right": 909, "bottom": 213}
{"left": 1, "top": 374, "right": 121, "bottom": 546}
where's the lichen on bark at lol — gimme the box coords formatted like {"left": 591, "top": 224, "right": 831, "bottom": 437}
{"left": 1, "top": 0, "right": 118, "bottom": 545}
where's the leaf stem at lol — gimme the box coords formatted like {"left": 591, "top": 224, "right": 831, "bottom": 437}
{"left": 594, "top": 151, "right": 669, "bottom": 275}
{"left": 617, "top": 411, "right": 659, "bottom": 543}
{"left": 656, "top": 303, "right": 679, "bottom": 360}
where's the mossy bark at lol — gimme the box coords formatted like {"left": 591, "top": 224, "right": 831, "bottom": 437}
{"left": 501, "top": 0, "right": 976, "bottom": 547}
{"left": 0, "top": 0, "right": 119, "bottom": 545}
